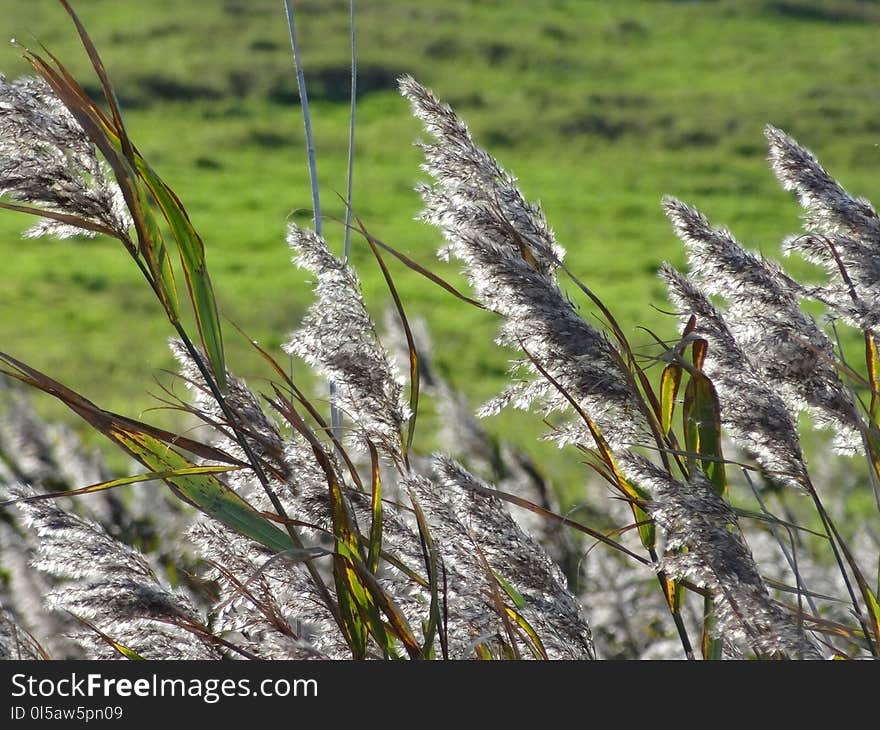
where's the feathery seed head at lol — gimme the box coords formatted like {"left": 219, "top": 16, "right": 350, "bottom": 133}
{"left": 660, "top": 264, "right": 809, "bottom": 488}
{"left": 622, "top": 454, "right": 821, "bottom": 659}
{"left": 765, "top": 125, "right": 880, "bottom": 243}
{"left": 402, "top": 75, "right": 647, "bottom": 450}
{"left": 664, "top": 199, "right": 860, "bottom": 450}
{"left": 0, "top": 75, "right": 131, "bottom": 239}
{"left": 284, "top": 224, "right": 410, "bottom": 458}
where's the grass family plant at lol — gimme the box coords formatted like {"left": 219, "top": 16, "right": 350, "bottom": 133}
{"left": 0, "top": 1, "right": 878, "bottom": 660}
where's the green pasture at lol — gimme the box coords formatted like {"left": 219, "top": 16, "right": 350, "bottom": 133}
{"left": 2, "top": 0, "right": 879, "bottom": 487}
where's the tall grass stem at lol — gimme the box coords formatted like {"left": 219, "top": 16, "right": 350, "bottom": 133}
{"left": 282, "top": 0, "right": 343, "bottom": 437}
{"left": 344, "top": 0, "right": 356, "bottom": 262}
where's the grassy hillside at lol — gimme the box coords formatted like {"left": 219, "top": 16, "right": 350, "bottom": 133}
{"left": 2, "top": 0, "right": 879, "bottom": 484}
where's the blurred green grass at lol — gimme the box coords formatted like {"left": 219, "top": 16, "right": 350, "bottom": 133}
{"left": 2, "top": 0, "right": 879, "bottom": 486}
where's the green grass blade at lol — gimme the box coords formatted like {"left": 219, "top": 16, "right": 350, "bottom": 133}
{"left": 0, "top": 465, "right": 239, "bottom": 507}
{"left": 409, "top": 491, "right": 444, "bottom": 659}
{"left": 24, "top": 32, "right": 216, "bottom": 378}
{"left": 328, "top": 492, "right": 370, "bottom": 659}
{"left": 680, "top": 341, "right": 727, "bottom": 658}
{"left": 105, "top": 430, "right": 295, "bottom": 554}
{"left": 683, "top": 373, "right": 726, "bottom": 657}
{"left": 492, "top": 570, "right": 548, "bottom": 658}
{"left": 474, "top": 643, "right": 493, "bottom": 660}
{"left": 363, "top": 233, "right": 418, "bottom": 461}
{"left": 701, "top": 595, "right": 723, "bottom": 660}
{"left": 503, "top": 605, "right": 548, "bottom": 660}
{"left": 338, "top": 547, "right": 400, "bottom": 659}
{"left": 67, "top": 613, "right": 145, "bottom": 660}
{"left": 865, "top": 331, "right": 880, "bottom": 421}
{"left": 683, "top": 370, "right": 727, "bottom": 496}
{"left": 493, "top": 572, "right": 525, "bottom": 609}
{"left": 52, "top": 0, "right": 178, "bottom": 320}
{"left": 277, "top": 394, "right": 409, "bottom": 658}
{"left": 473, "top": 546, "right": 521, "bottom": 660}
{"left": 57, "top": 0, "right": 134, "bottom": 161}
{"left": 334, "top": 550, "right": 371, "bottom": 658}
{"left": 0, "top": 355, "right": 292, "bottom": 554}
{"left": 345, "top": 555, "right": 421, "bottom": 659}
{"left": 129, "top": 170, "right": 181, "bottom": 320}
{"left": 660, "top": 363, "right": 682, "bottom": 435}
{"left": 869, "top": 588, "right": 880, "bottom": 649}
{"left": 134, "top": 159, "right": 226, "bottom": 391}
{"left": 367, "top": 442, "right": 383, "bottom": 574}
{"left": 0, "top": 354, "right": 243, "bottom": 466}
{"left": 22, "top": 45, "right": 182, "bottom": 321}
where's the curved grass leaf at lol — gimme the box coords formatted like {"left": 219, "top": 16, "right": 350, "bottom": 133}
{"left": 367, "top": 442, "right": 383, "bottom": 575}
{"left": 0, "top": 353, "right": 242, "bottom": 465}
{"left": 0, "top": 354, "right": 292, "bottom": 554}
{"left": 35, "top": 39, "right": 183, "bottom": 321}
{"left": 409, "top": 491, "right": 444, "bottom": 659}
{"left": 354, "top": 220, "right": 485, "bottom": 309}
{"left": 277, "top": 401, "right": 369, "bottom": 657}
{"left": 133, "top": 158, "right": 226, "bottom": 391}
{"left": 114, "top": 431, "right": 294, "bottom": 554}
{"left": 0, "top": 465, "right": 239, "bottom": 507}
{"left": 473, "top": 643, "right": 494, "bottom": 660}
{"left": 24, "top": 8, "right": 223, "bottom": 388}
{"left": 492, "top": 572, "right": 547, "bottom": 659}
{"left": 55, "top": 0, "right": 185, "bottom": 326}
{"left": 682, "top": 369, "right": 726, "bottom": 495}
{"left": 682, "top": 340, "right": 727, "bottom": 658}
{"left": 57, "top": 0, "right": 132, "bottom": 158}
{"left": 0, "top": 200, "right": 120, "bottom": 239}
{"left": 346, "top": 554, "right": 420, "bottom": 659}
{"left": 277, "top": 394, "right": 413, "bottom": 658}
{"left": 67, "top": 613, "right": 145, "bottom": 661}
{"left": 474, "top": 546, "right": 520, "bottom": 660}
{"left": 363, "top": 232, "right": 418, "bottom": 462}
{"left": 523, "top": 344, "right": 658, "bottom": 551}
{"left": 865, "top": 587, "right": 880, "bottom": 650}
{"left": 701, "top": 596, "right": 722, "bottom": 660}
{"left": 503, "top": 605, "right": 548, "bottom": 660}
{"left": 865, "top": 332, "right": 880, "bottom": 421}
{"left": 493, "top": 572, "right": 525, "bottom": 610}
{"left": 660, "top": 363, "right": 682, "bottom": 435}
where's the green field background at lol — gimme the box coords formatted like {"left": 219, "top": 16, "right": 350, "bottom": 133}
{"left": 2, "top": 0, "right": 879, "bottom": 486}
